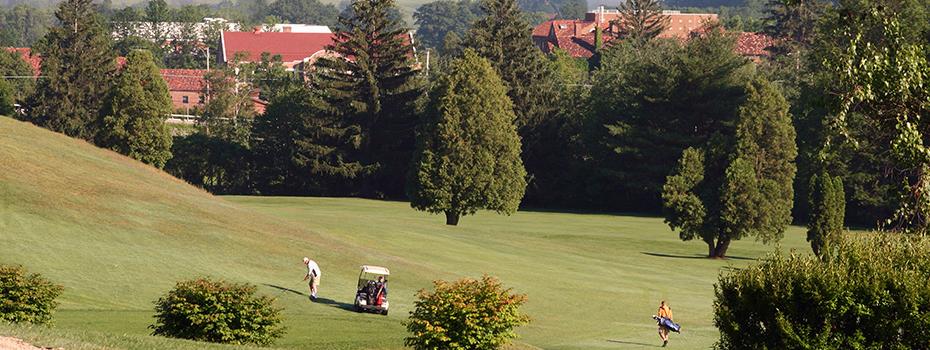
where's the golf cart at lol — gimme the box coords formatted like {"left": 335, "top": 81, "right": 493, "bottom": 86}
{"left": 354, "top": 265, "right": 389, "bottom": 315}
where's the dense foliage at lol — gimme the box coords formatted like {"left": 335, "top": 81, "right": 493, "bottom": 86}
{"left": 663, "top": 78, "right": 797, "bottom": 258}
{"left": 314, "top": 0, "right": 424, "bottom": 198}
{"left": 408, "top": 50, "right": 527, "bottom": 226}
{"left": 590, "top": 31, "right": 752, "bottom": 212}
{"left": 405, "top": 275, "right": 529, "bottom": 350}
{"left": 151, "top": 278, "right": 284, "bottom": 345}
{"left": 97, "top": 49, "right": 173, "bottom": 168}
{"left": 414, "top": 0, "right": 483, "bottom": 52}
{"left": 0, "top": 50, "right": 35, "bottom": 104}
{"left": 807, "top": 171, "right": 844, "bottom": 257}
{"left": 715, "top": 234, "right": 930, "bottom": 349}
{"left": 29, "top": 0, "right": 115, "bottom": 141}
{"left": 0, "top": 265, "right": 63, "bottom": 325}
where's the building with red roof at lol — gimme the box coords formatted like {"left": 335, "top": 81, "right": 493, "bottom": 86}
{"left": 532, "top": 8, "right": 717, "bottom": 58}
{"left": 220, "top": 30, "right": 336, "bottom": 71}
{"left": 161, "top": 69, "right": 209, "bottom": 113}
{"left": 532, "top": 9, "right": 774, "bottom": 61}
{"left": 734, "top": 32, "right": 776, "bottom": 61}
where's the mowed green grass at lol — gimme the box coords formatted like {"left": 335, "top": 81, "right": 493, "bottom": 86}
{"left": 0, "top": 117, "right": 811, "bottom": 349}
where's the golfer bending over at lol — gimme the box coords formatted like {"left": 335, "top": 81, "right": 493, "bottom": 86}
{"left": 303, "top": 257, "right": 321, "bottom": 301}
{"left": 657, "top": 300, "right": 673, "bottom": 347}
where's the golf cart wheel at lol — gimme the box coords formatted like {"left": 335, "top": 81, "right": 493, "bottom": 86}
{"left": 381, "top": 310, "right": 388, "bottom": 316}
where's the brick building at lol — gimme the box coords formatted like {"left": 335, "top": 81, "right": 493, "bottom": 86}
{"left": 531, "top": 8, "right": 773, "bottom": 60}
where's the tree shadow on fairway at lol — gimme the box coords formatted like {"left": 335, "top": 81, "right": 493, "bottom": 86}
{"left": 606, "top": 339, "right": 661, "bottom": 347}
{"left": 641, "top": 252, "right": 755, "bottom": 261}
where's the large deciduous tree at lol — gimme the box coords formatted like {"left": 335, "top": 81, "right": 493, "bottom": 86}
{"left": 663, "top": 78, "right": 797, "bottom": 258}
{"left": 414, "top": 0, "right": 483, "bottom": 52}
{"left": 267, "top": 0, "right": 340, "bottom": 27}
{"left": 96, "top": 50, "right": 173, "bottom": 168}
{"left": 314, "top": 0, "right": 424, "bottom": 198}
{"left": 589, "top": 30, "right": 751, "bottom": 211}
{"left": 820, "top": 5, "right": 930, "bottom": 233}
{"left": 615, "top": 0, "right": 669, "bottom": 44}
{"left": 29, "top": 0, "right": 115, "bottom": 141}
{"left": 407, "top": 50, "right": 527, "bottom": 226}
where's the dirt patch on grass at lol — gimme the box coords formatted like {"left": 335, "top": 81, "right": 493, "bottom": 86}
{"left": 0, "top": 336, "right": 60, "bottom": 350}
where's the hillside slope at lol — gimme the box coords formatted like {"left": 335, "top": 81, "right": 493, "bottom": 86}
{"left": 0, "top": 117, "right": 410, "bottom": 349}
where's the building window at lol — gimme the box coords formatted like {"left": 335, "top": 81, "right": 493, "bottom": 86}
{"left": 198, "top": 95, "right": 205, "bottom": 104}
{"left": 182, "top": 96, "right": 189, "bottom": 104}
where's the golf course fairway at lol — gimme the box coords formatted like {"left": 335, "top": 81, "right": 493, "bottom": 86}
{"left": 0, "top": 117, "right": 811, "bottom": 349}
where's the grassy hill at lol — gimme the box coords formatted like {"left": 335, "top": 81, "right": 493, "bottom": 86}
{"left": 0, "top": 116, "right": 812, "bottom": 349}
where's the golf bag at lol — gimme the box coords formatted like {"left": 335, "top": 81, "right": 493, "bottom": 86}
{"left": 653, "top": 316, "right": 681, "bottom": 333}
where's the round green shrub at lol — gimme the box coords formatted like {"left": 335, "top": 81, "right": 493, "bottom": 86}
{"left": 714, "top": 234, "right": 930, "bottom": 349}
{"left": 405, "top": 275, "right": 529, "bottom": 350}
{"left": 151, "top": 278, "right": 285, "bottom": 346}
{"left": 0, "top": 265, "right": 64, "bottom": 325}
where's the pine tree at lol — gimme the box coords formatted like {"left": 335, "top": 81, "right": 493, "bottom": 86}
{"left": 465, "top": 0, "right": 555, "bottom": 130}
{"left": 251, "top": 85, "right": 364, "bottom": 195}
{"left": 807, "top": 170, "right": 845, "bottom": 258}
{"left": 29, "top": 0, "right": 115, "bottom": 140}
{"left": 615, "top": 0, "right": 669, "bottom": 44}
{"left": 313, "top": 0, "right": 424, "bottom": 198}
{"left": 408, "top": 49, "right": 527, "bottom": 226}
{"left": 96, "top": 49, "right": 173, "bottom": 168}
{"left": 663, "top": 78, "right": 797, "bottom": 258}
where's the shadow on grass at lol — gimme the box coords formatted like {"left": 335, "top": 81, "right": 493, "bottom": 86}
{"left": 641, "top": 252, "right": 755, "bottom": 261}
{"left": 314, "top": 297, "right": 357, "bottom": 312}
{"left": 606, "top": 339, "right": 661, "bottom": 347}
{"left": 264, "top": 284, "right": 306, "bottom": 297}
{"left": 263, "top": 284, "right": 357, "bottom": 312}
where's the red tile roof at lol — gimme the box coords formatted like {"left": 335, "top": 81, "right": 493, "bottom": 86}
{"left": 6, "top": 48, "right": 41, "bottom": 76}
{"left": 734, "top": 32, "right": 775, "bottom": 57}
{"left": 532, "top": 11, "right": 719, "bottom": 59}
{"left": 160, "top": 69, "right": 208, "bottom": 92}
{"left": 221, "top": 31, "right": 335, "bottom": 64}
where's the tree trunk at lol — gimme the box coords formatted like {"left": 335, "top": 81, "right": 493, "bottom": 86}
{"left": 706, "top": 240, "right": 715, "bottom": 258}
{"left": 445, "top": 211, "right": 460, "bottom": 226}
{"left": 713, "top": 237, "right": 731, "bottom": 259}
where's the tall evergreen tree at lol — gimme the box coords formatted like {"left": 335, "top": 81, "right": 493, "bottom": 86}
{"left": 615, "top": 0, "right": 669, "bottom": 44}
{"left": 663, "top": 78, "right": 797, "bottom": 258}
{"left": 29, "top": 0, "right": 115, "bottom": 141}
{"left": 96, "top": 50, "right": 173, "bottom": 168}
{"left": 313, "top": 0, "right": 424, "bottom": 198}
{"left": 807, "top": 170, "right": 845, "bottom": 258}
{"left": 408, "top": 50, "right": 527, "bottom": 226}
{"left": 465, "top": 0, "right": 558, "bottom": 206}
{"left": 251, "top": 84, "right": 364, "bottom": 195}
{"left": 465, "top": 0, "right": 554, "bottom": 130}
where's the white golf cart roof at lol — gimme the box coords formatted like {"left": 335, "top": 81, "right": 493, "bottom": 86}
{"left": 360, "top": 265, "right": 390, "bottom": 275}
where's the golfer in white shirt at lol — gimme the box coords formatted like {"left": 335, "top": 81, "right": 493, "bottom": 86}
{"left": 303, "top": 257, "right": 321, "bottom": 300}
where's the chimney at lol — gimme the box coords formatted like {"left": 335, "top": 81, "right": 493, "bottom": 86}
{"left": 252, "top": 26, "right": 261, "bottom": 34}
